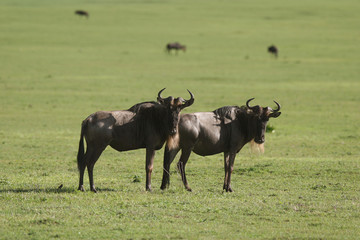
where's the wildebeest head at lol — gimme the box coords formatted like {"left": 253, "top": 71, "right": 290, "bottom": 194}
{"left": 157, "top": 88, "right": 194, "bottom": 135}
{"left": 246, "top": 98, "right": 281, "bottom": 144}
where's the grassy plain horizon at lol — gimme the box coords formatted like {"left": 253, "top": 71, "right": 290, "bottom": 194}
{"left": 1, "top": 0, "right": 359, "bottom": 239}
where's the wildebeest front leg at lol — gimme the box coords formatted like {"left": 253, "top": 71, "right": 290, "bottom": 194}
{"left": 223, "top": 152, "right": 230, "bottom": 191}
{"left": 145, "top": 148, "right": 155, "bottom": 191}
{"left": 177, "top": 149, "right": 192, "bottom": 191}
{"left": 223, "top": 152, "right": 236, "bottom": 192}
{"left": 161, "top": 146, "right": 180, "bottom": 190}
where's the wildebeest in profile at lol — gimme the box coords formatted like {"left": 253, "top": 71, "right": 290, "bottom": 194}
{"left": 160, "top": 98, "right": 281, "bottom": 192}
{"left": 268, "top": 45, "right": 278, "bottom": 58}
{"left": 75, "top": 10, "right": 89, "bottom": 18}
{"left": 77, "top": 88, "right": 194, "bottom": 192}
{"left": 166, "top": 42, "right": 186, "bottom": 54}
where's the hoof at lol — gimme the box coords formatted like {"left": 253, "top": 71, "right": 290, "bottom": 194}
{"left": 160, "top": 181, "right": 170, "bottom": 190}
{"left": 223, "top": 186, "right": 233, "bottom": 192}
{"left": 185, "top": 185, "right": 192, "bottom": 192}
{"left": 78, "top": 185, "right": 85, "bottom": 192}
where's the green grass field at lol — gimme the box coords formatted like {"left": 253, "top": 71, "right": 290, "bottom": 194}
{"left": 1, "top": 0, "right": 359, "bottom": 239}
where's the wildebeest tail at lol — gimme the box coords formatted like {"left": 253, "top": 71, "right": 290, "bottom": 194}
{"left": 77, "top": 120, "right": 87, "bottom": 171}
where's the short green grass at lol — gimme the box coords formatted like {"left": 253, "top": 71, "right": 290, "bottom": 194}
{"left": 1, "top": 0, "right": 359, "bottom": 239}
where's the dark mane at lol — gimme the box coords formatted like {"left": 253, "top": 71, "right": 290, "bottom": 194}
{"left": 213, "top": 105, "right": 244, "bottom": 120}
{"left": 129, "top": 101, "right": 169, "bottom": 144}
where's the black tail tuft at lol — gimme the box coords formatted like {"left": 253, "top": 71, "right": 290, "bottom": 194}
{"left": 77, "top": 121, "right": 86, "bottom": 171}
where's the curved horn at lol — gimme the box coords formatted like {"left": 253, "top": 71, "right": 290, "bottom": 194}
{"left": 157, "top": 88, "right": 166, "bottom": 102}
{"left": 181, "top": 89, "right": 195, "bottom": 108}
{"left": 186, "top": 89, "right": 194, "bottom": 103}
{"left": 246, "top": 98, "right": 256, "bottom": 109}
{"left": 273, "top": 100, "right": 281, "bottom": 112}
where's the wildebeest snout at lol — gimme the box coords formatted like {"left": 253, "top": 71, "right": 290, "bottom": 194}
{"left": 255, "top": 138, "right": 264, "bottom": 144}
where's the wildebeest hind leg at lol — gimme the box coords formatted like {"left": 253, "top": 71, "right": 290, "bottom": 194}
{"left": 161, "top": 146, "right": 180, "bottom": 190}
{"left": 78, "top": 146, "right": 95, "bottom": 192}
{"left": 177, "top": 149, "right": 192, "bottom": 191}
{"left": 86, "top": 147, "right": 105, "bottom": 193}
{"left": 78, "top": 163, "right": 86, "bottom": 191}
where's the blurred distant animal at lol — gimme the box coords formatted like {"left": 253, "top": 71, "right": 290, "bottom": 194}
{"left": 268, "top": 45, "right": 278, "bottom": 58}
{"left": 75, "top": 10, "right": 89, "bottom": 18}
{"left": 166, "top": 42, "right": 186, "bottom": 54}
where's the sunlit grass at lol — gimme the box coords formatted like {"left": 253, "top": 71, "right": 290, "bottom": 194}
{"left": 0, "top": 0, "right": 359, "bottom": 239}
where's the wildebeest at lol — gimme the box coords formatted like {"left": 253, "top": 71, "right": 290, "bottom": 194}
{"left": 77, "top": 88, "right": 194, "bottom": 192}
{"left": 268, "top": 45, "right": 278, "bottom": 58}
{"left": 75, "top": 10, "right": 89, "bottom": 18}
{"left": 166, "top": 42, "right": 186, "bottom": 54}
{"left": 160, "top": 98, "right": 281, "bottom": 192}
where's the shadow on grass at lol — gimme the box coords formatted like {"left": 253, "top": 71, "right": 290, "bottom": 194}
{"left": 0, "top": 187, "right": 117, "bottom": 193}
{"left": 234, "top": 163, "right": 273, "bottom": 175}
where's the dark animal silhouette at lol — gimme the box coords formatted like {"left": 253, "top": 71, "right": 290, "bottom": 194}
{"left": 268, "top": 45, "right": 278, "bottom": 58}
{"left": 77, "top": 88, "right": 194, "bottom": 192}
{"left": 75, "top": 10, "right": 89, "bottom": 18}
{"left": 160, "top": 98, "right": 281, "bottom": 192}
{"left": 166, "top": 42, "right": 186, "bottom": 54}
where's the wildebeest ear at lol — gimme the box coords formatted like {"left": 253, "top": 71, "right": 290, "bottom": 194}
{"left": 157, "top": 97, "right": 165, "bottom": 104}
{"left": 269, "top": 111, "right": 281, "bottom": 118}
{"left": 181, "top": 98, "right": 194, "bottom": 109}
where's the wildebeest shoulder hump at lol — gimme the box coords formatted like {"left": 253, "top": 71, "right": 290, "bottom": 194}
{"left": 127, "top": 101, "right": 159, "bottom": 113}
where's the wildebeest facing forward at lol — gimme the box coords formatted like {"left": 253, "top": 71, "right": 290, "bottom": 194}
{"left": 75, "top": 10, "right": 89, "bottom": 18}
{"left": 268, "top": 45, "right": 278, "bottom": 58}
{"left": 166, "top": 42, "right": 186, "bottom": 54}
{"left": 77, "top": 88, "right": 194, "bottom": 192}
{"left": 161, "top": 98, "right": 281, "bottom": 192}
